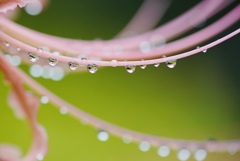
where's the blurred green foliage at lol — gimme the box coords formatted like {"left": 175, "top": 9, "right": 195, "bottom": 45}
{"left": 0, "top": 0, "right": 240, "bottom": 160}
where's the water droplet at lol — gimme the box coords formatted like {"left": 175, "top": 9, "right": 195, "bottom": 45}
{"left": 97, "top": 131, "right": 109, "bottom": 142}
{"left": 48, "top": 57, "right": 58, "bottom": 66}
{"left": 111, "top": 60, "right": 118, "bottom": 67}
{"left": 4, "top": 42, "right": 10, "bottom": 47}
{"left": 60, "top": 106, "right": 68, "bottom": 115}
{"left": 87, "top": 64, "right": 98, "bottom": 73}
{"left": 28, "top": 52, "right": 39, "bottom": 62}
{"left": 177, "top": 149, "right": 191, "bottom": 161}
{"left": 30, "top": 64, "right": 44, "bottom": 78}
{"left": 154, "top": 63, "right": 160, "bottom": 67}
{"left": 140, "top": 41, "right": 151, "bottom": 53}
{"left": 37, "top": 47, "right": 43, "bottom": 52}
{"left": 11, "top": 55, "right": 21, "bottom": 66}
{"left": 125, "top": 65, "right": 136, "bottom": 73}
{"left": 36, "top": 153, "right": 44, "bottom": 161}
{"left": 194, "top": 149, "right": 207, "bottom": 161}
{"left": 17, "top": 47, "right": 21, "bottom": 51}
{"left": 158, "top": 146, "right": 170, "bottom": 157}
{"left": 139, "top": 141, "right": 151, "bottom": 152}
{"left": 228, "top": 143, "right": 239, "bottom": 155}
{"left": 40, "top": 96, "right": 49, "bottom": 104}
{"left": 203, "top": 49, "right": 207, "bottom": 53}
{"left": 166, "top": 59, "right": 177, "bottom": 68}
{"left": 140, "top": 59, "right": 147, "bottom": 69}
{"left": 122, "top": 134, "right": 132, "bottom": 144}
{"left": 68, "top": 61, "right": 79, "bottom": 70}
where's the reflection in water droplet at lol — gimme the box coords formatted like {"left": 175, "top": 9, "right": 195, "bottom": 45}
{"left": 140, "top": 59, "right": 147, "bottom": 69}
{"left": 125, "top": 65, "right": 136, "bottom": 73}
{"left": 158, "top": 146, "right": 170, "bottom": 157}
{"left": 68, "top": 62, "right": 79, "bottom": 70}
{"left": 97, "top": 131, "right": 109, "bottom": 142}
{"left": 194, "top": 149, "right": 207, "bottom": 161}
{"left": 28, "top": 52, "right": 39, "bottom": 62}
{"left": 87, "top": 64, "right": 98, "bottom": 73}
{"left": 139, "top": 141, "right": 151, "bottom": 152}
{"left": 48, "top": 57, "right": 58, "bottom": 66}
{"left": 154, "top": 63, "right": 160, "bottom": 67}
{"left": 177, "top": 149, "right": 191, "bottom": 161}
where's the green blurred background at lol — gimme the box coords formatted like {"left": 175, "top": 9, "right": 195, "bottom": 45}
{"left": 0, "top": 0, "right": 240, "bottom": 160}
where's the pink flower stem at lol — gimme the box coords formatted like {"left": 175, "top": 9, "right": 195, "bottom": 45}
{"left": 0, "top": 5, "right": 239, "bottom": 67}
{"left": 2, "top": 51, "right": 237, "bottom": 153}
{"left": 0, "top": 52, "right": 48, "bottom": 161}
{"left": 0, "top": 0, "right": 230, "bottom": 55}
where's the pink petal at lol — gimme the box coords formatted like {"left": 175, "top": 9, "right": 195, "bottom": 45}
{"left": 0, "top": 0, "right": 32, "bottom": 13}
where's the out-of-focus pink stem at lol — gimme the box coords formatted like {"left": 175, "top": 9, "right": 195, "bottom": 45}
{"left": 0, "top": 0, "right": 229, "bottom": 55}
{"left": 115, "top": 0, "right": 171, "bottom": 38}
{"left": 0, "top": 5, "right": 239, "bottom": 66}
{"left": 0, "top": 52, "right": 48, "bottom": 161}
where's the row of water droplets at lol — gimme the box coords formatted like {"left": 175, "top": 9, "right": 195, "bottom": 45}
{"left": 3, "top": 42, "right": 210, "bottom": 74}
{"left": 27, "top": 47, "right": 178, "bottom": 74}
{"left": 38, "top": 84, "right": 239, "bottom": 161}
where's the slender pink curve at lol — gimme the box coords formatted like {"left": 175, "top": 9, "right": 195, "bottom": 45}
{"left": 6, "top": 52, "right": 239, "bottom": 153}
{"left": 0, "top": 5, "right": 239, "bottom": 67}
{"left": 0, "top": 0, "right": 229, "bottom": 55}
{"left": 0, "top": 53, "right": 48, "bottom": 161}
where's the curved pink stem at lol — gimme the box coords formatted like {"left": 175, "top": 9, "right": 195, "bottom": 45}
{"left": 0, "top": 52, "right": 48, "bottom": 161}
{"left": 0, "top": 5, "right": 239, "bottom": 67}
{"left": 0, "top": 0, "right": 229, "bottom": 55}
{"left": 115, "top": 0, "right": 171, "bottom": 38}
{"left": 7, "top": 51, "right": 239, "bottom": 153}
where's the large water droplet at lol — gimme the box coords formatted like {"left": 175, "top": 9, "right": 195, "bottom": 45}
{"left": 87, "top": 64, "right": 98, "bottom": 73}
{"left": 36, "top": 153, "right": 44, "bottom": 161}
{"left": 203, "top": 49, "right": 207, "bottom": 53}
{"left": 139, "top": 141, "right": 151, "bottom": 152}
{"left": 28, "top": 52, "right": 39, "bottom": 62}
{"left": 228, "top": 143, "right": 239, "bottom": 155}
{"left": 140, "top": 59, "right": 147, "bottom": 69}
{"left": 97, "top": 131, "right": 109, "bottom": 142}
{"left": 158, "top": 146, "right": 170, "bottom": 157}
{"left": 154, "top": 63, "right": 160, "bottom": 67}
{"left": 125, "top": 65, "right": 136, "bottom": 73}
{"left": 40, "top": 96, "right": 49, "bottom": 104}
{"left": 111, "top": 60, "right": 118, "bottom": 67}
{"left": 177, "top": 149, "right": 191, "bottom": 161}
{"left": 194, "top": 149, "right": 207, "bottom": 161}
{"left": 166, "top": 59, "right": 177, "bottom": 68}
{"left": 68, "top": 61, "right": 79, "bottom": 70}
{"left": 48, "top": 57, "right": 58, "bottom": 66}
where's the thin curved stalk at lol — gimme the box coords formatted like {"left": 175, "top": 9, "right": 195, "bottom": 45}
{"left": 0, "top": 0, "right": 229, "bottom": 55}
{"left": 0, "top": 5, "right": 239, "bottom": 67}
{"left": 0, "top": 52, "right": 48, "bottom": 161}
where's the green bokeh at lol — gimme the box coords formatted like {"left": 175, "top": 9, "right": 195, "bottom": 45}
{"left": 0, "top": 0, "right": 240, "bottom": 161}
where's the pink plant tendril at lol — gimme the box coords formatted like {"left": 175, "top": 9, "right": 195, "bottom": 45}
{"left": 0, "top": 0, "right": 239, "bottom": 160}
